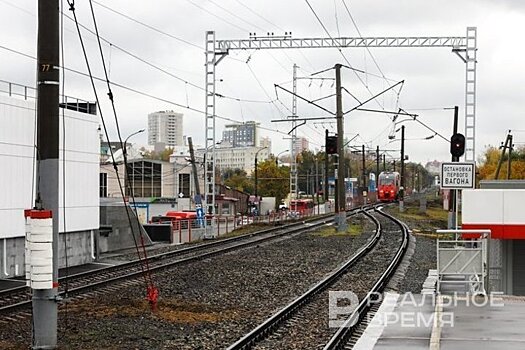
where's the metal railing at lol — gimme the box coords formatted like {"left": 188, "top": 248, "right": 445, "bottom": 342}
{"left": 0, "top": 79, "right": 96, "bottom": 114}
{"left": 436, "top": 229, "right": 490, "bottom": 294}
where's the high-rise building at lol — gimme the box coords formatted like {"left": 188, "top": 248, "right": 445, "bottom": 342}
{"left": 195, "top": 145, "right": 269, "bottom": 175}
{"left": 260, "top": 136, "right": 272, "bottom": 154}
{"left": 222, "top": 121, "right": 259, "bottom": 147}
{"left": 293, "top": 137, "right": 309, "bottom": 155}
{"left": 148, "top": 110, "right": 183, "bottom": 147}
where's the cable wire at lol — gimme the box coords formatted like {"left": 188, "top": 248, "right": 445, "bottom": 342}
{"left": 91, "top": 0, "right": 203, "bottom": 50}
{"left": 304, "top": 0, "right": 385, "bottom": 109}
{"left": 341, "top": 0, "right": 390, "bottom": 85}
{"left": 87, "top": 0, "right": 158, "bottom": 306}
{"left": 66, "top": 0, "right": 154, "bottom": 304}
{"left": 0, "top": 44, "right": 293, "bottom": 139}
{"left": 61, "top": 12, "right": 272, "bottom": 104}
{"left": 60, "top": 0, "right": 71, "bottom": 334}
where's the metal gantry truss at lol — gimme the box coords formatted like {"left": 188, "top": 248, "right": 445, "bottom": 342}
{"left": 290, "top": 64, "right": 298, "bottom": 204}
{"left": 204, "top": 28, "right": 477, "bottom": 219}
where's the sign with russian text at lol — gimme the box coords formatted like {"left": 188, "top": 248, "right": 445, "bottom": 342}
{"left": 440, "top": 162, "right": 475, "bottom": 189}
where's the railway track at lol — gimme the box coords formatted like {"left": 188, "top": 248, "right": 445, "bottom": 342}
{"left": 227, "top": 206, "right": 409, "bottom": 350}
{"left": 0, "top": 207, "right": 364, "bottom": 318}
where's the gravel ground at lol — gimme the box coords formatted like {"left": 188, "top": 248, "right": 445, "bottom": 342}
{"left": 0, "top": 203, "right": 444, "bottom": 350}
{"left": 0, "top": 215, "right": 375, "bottom": 350}
{"left": 398, "top": 234, "right": 437, "bottom": 293}
{"left": 252, "top": 212, "right": 404, "bottom": 350}
{"left": 384, "top": 198, "right": 447, "bottom": 294}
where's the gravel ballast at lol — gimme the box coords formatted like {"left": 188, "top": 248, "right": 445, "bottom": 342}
{"left": 1, "top": 216, "right": 375, "bottom": 349}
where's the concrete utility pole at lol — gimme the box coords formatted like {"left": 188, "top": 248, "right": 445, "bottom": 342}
{"left": 376, "top": 145, "right": 380, "bottom": 177}
{"left": 34, "top": 0, "right": 59, "bottom": 347}
{"left": 324, "top": 129, "right": 329, "bottom": 202}
{"left": 400, "top": 125, "right": 405, "bottom": 212}
{"left": 495, "top": 133, "right": 513, "bottom": 180}
{"left": 335, "top": 64, "right": 347, "bottom": 231}
{"left": 507, "top": 134, "right": 513, "bottom": 180}
{"left": 362, "top": 145, "right": 366, "bottom": 190}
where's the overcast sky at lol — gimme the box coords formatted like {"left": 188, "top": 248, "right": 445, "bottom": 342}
{"left": 1, "top": 0, "right": 524, "bottom": 164}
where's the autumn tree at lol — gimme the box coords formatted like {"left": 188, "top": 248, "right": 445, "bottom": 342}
{"left": 223, "top": 168, "right": 254, "bottom": 193}
{"left": 477, "top": 145, "right": 525, "bottom": 180}
{"left": 141, "top": 147, "right": 174, "bottom": 161}
{"left": 255, "top": 159, "right": 290, "bottom": 207}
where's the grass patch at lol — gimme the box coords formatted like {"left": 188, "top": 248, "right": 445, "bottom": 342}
{"left": 311, "top": 221, "right": 362, "bottom": 237}
{"left": 389, "top": 206, "right": 449, "bottom": 222}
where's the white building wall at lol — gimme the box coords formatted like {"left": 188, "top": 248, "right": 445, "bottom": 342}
{"left": 0, "top": 94, "right": 99, "bottom": 239}
{"left": 195, "top": 146, "right": 269, "bottom": 175}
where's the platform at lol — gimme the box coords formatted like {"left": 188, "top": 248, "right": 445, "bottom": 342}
{"left": 354, "top": 292, "right": 525, "bottom": 350}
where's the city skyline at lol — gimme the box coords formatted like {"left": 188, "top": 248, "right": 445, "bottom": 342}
{"left": 1, "top": 1, "right": 524, "bottom": 164}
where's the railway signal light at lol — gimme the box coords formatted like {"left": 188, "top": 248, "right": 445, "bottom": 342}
{"left": 450, "top": 133, "right": 465, "bottom": 158}
{"left": 326, "top": 135, "right": 338, "bottom": 154}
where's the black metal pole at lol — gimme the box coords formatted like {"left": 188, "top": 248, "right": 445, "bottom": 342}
{"left": 335, "top": 64, "right": 347, "bottom": 230}
{"left": 447, "top": 106, "right": 460, "bottom": 228}
{"left": 400, "top": 125, "right": 405, "bottom": 211}
{"left": 324, "top": 129, "right": 329, "bottom": 202}
{"left": 382, "top": 154, "right": 386, "bottom": 171}
{"left": 34, "top": 0, "right": 59, "bottom": 347}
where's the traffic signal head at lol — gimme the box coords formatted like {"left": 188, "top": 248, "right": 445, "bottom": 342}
{"left": 326, "top": 136, "right": 338, "bottom": 154}
{"left": 450, "top": 133, "right": 465, "bottom": 158}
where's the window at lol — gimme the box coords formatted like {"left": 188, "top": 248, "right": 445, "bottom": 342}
{"left": 179, "top": 173, "right": 190, "bottom": 197}
{"left": 126, "top": 161, "right": 162, "bottom": 197}
{"left": 99, "top": 173, "right": 108, "bottom": 197}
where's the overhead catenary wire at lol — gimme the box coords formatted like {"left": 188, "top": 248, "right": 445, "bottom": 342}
{"left": 303, "top": 0, "right": 384, "bottom": 109}
{"left": 61, "top": 12, "right": 273, "bottom": 104}
{"left": 0, "top": 45, "right": 295, "bottom": 140}
{"left": 184, "top": 0, "right": 248, "bottom": 32}
{"left": 66, "top": 0, "right": 157, "bottom": 308}
{"left": 341, "top": 0, "right": 390, "bottom": 85}
{"left": 2, "top": 52, "right": 319, "bottom": 152}
{"left": 91, "top": 0, "right": 203, "bottom": 50}
{"left": 87, "top": 0, "right": 159, "bottom": 307}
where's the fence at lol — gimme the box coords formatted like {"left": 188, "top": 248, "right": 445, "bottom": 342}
{"left": 436, "top": 229, "right": 490, "bottom": 294}
{"left": 152, "top": 207, "right": 333, "bottom": 244}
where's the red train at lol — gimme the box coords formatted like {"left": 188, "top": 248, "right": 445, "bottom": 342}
{"left": 289, "top": 199, "right": 315, "bottom": 215}
{"left": 377, "top": 171, "right": 400, "bottom": 202}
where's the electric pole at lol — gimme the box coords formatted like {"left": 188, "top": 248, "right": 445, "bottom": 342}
{"left": 324, "top": 129, "right": 329, "bottom": 202}
{"left": 507, "top": 134, "right": 513, "bottom": 179}
{"left": 362, "top": 144, "right": 366, "bottom": 194}
{"left": 494, "top": 130, "right": 512, "bottom": 180}
{"left": 400, "top": 125, "right": 405, "bottom": 212}
{"left": 335, "top": 64, "right": 347, "bottom": 231}
{"left": 33, "top": 0, "right": 59, "bottom": 347}
{"left": 376, "top": 145, "right": 380, "bottom": 177}
{"left": 188, "top": 137, "right": 205, "bottom": 226}
{"left": 382, "top": 154, "right": 386, "bottom": 171}
{"left": 448, "top": 106, "right": 459, "bottom": 228}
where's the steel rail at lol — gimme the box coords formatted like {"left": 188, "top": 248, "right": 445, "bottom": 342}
{"left": 0, "top": 211, "right": 336, "bottom": 302}
{"left": 227, "top": 207, "right": 382, "bottom": 350}
{"left": 322, "top": 208, "right": 409, "bottom": 350}
{"left": 0, "top": 208, "right": 364, "bottom": 315}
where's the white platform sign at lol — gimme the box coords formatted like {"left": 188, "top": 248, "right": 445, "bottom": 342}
{"left": 440, "top": 162, "right": 475, "bottom": 189}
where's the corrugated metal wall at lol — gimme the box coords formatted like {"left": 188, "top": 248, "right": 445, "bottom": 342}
{"left": 0, "top": 94, "right": 99, "bottom": 239}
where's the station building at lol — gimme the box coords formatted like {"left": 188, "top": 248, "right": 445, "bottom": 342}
{"left": 0, "top": 82, "right": 99, "bottom": 278}
{"left": 462, "top": 180, "right": 525, "bottom": 295}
